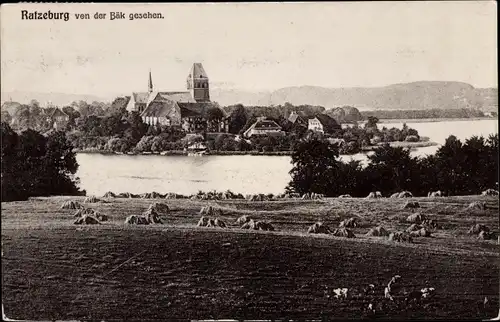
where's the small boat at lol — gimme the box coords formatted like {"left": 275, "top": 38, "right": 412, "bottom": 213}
{"left": 187, "top": 142, "right": 207, "bottom": 156}
{"left": 188, "top": 150, "right": 206, "bottom": 156}
{"left": 160, "top": 151, "right": 169, "bottom": 156}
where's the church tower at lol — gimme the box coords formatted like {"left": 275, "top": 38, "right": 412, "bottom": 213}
{"left": 148, "top": 69, "right": 153, "bottom": 93}
{"left": 186, "top": 63, "right": 210, "bottom": 102}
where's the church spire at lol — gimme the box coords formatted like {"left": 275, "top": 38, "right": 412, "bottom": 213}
{"left": 148, "top": 69, "right": 153, "bottom": 93}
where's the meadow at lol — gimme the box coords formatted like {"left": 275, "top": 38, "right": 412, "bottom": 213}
{"left": 1, "top": 194, "right": 499, "bottom": 320}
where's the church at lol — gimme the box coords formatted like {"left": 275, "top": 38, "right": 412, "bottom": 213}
{"left": 126, "top": 63, "right": 228, "bottom": 133}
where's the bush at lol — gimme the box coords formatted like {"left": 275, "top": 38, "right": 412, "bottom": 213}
{"left": 405, "top": 135, "right": 419, "bottom": 142}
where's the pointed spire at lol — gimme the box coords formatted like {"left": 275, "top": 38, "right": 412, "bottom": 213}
{"left": 148, "top": 69, "right": 153, "bottom": 93}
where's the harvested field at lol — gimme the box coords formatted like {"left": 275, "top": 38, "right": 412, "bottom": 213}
{"left": 1, "top": 194, "right": 499, "bottom": 320}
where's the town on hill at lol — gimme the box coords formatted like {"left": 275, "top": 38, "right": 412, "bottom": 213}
{"left": 3, "top": 63, "right": 496, "bottom": 156}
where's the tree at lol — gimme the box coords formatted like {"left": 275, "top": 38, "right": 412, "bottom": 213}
{"left": 287, "top": 138, "right": 342, "bottom": 195}
{"left": 228, "top": 104, "right": 248, "bottom": 134}
{"left": 62, "top": 106, "right": 81, "bottom": 130}
{"left": 206, "top": 107, "right": 225, "bottom": 132}
{"left": 1, "top": 123, "right": 82, "bottom": 201}
{"left": 366, "top": 144, "right": 420, "bottom": 193}
{"left": 364, "top": 116, "right": 379, "bottom": 130}
{"left": 1, "top": 110, "right": 12, "bottom": 124}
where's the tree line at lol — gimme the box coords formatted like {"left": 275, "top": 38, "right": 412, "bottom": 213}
{"left": 2, "top": 99, "right": 422, "bottom": 155}
{"left": 287, "top": 134, "right": 499, "bottom": 197}
{"left": 361, "top": 108, "right": 490, "bottom": 120}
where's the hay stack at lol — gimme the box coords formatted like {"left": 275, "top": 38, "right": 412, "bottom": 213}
{"left": 117, "top": 192, "right": 135, "bottom": 198}
{"left": 406, "top": 224, "right": 423, "bottom": 232}
{"left": 467, "top": 202, "right": 487, "bottom": 210}
{"left": 74, "top": 208, "right": 95, "bottom": 218}
{"left": 388, "top": 232, "right": 413, "bottom": 243}
{"left": 339, "top": 217, "right": 358, "bottom": 228}
{"left": 197, "top": 216, "right": 209, "bottom": 227}
{"left": 331, "top": 228, "right": 355, "bottom": 238}
{"left": 409, "top": 227, "right": 431, "bottom": 238}
{"left": 422, "top": 219, "right": 440, "bottom": 229}
{"left": 200, "top": 206, "right": 222, "bottom": 217}
{"left": 249, "top": 194, "right": 268, "bottom": 201}
{"left": 478, "top": 231, "right": 495, "bottom": 240}
{"left": 102, "top": 191, "right": 116, "bottom": 198}
{"left": 241, "top": 219, "right": 274, "bottom": 231}
{"left": 214, "top": 218, "right": 226, "bottom": 228}
{"left": 403, "top": 201, "right": 420, "bottom": 209}
{"left": 197, "top": 216, "right": 226, "bottom": 228}
{"left": 124, "top": 215, "right": 150, "bottom": 225}
{"left": 406, "top": 213, "right": 426, "bottom": 224}
{"left": 164, "top": 193, "right": 178, "bottom": 199}
{"left": 256, "top": 221, "right": 274, "bottom": 231}
{"left": 84, "top": 196, "right": 100, "bottom": 203}
{"left": 366, "top": 191, "right": 382, "bottom": 199}
{"left": 74, "top": 215, "right": 100, "bottom": 225}
{"left": 468, "top": 224, "right": 490, "bottom": 235}
{"left": 338, "top": 194, "right": 352, "bottom": 198}
{"left": 75, "top": 209, "right": 109, "bottom": 222}
{"left": 241, "top": 219, "right": 257, "bottom": 230}
{"left": 148, "top": 202, "right": 169, "bottom": 214}
{"left": 365, "top": 226, "right": 389, "bottom": 237}
{"left": 236, "top": 215, "right": 252, "bottom": 225}
{"left": 481, "top": 189, "right": 499, "bottom": 196}
{"left": 398, "top": 191, "right": 413, "bottom": 198}
{"left": 428, "top": 191, "right": 442, "bottom": 197}
{"left": 61, "top": 200, "right": 83, "bottom": 210}
{"left": 143, "top": 208, "right": 162, "bottom": 224}
{"left": 307, "top": 222, "right": 331, "bottom": 234}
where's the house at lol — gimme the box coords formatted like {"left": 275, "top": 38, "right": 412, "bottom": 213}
{"left": 288, "top": 111, "right": 307, "bottom": 127}
{"left": 244, "top": 117, "right": 284, "bottom": 138}
{"left": 128, "top": 63, "right": 227, "bottom": 133}
{"left": 308, "top": 114, "right": 341, "bottom": 134}
{"left": 46, "top": 107, "right": 69, "bottom": 130}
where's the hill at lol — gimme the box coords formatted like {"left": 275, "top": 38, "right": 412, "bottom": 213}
{"left": 210, "top": 82, "right": 498, "bottom": 112}
{"left": 3, "top": 82, "right": 497, "bottom": 112}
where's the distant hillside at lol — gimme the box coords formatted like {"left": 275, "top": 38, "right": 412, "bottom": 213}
{"left": 0, "top": 91, "right": 112, "bottom": 108}
{"left": 211, "top": 82, "right": 498, "bottom": 112}
{"left": 3, "top": 81, "right": 497, "bottom": 112}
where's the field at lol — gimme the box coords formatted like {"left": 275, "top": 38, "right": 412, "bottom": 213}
{"left": 2, "top": 194, "right": 499, "bottom": 320}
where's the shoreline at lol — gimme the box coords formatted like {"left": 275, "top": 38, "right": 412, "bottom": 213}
{"left": 74, "top": 140, "right": 439, "bottom": 156}
{"left": 377, "top": 117, "right": 497, "bottom": 124}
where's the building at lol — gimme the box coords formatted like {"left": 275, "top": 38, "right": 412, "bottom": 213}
{"left": 288, "top": 111, "right": 308, "bottom": 127}
{"left": 46, "top": 107, "right": 69, "bottom": 130}
{"left": 126, "top": 63, "right": 227, "bottom": 133}
{"left": 308, "top": 114, "right": 341, "bottom": 134}
{"left": 244, "top": 117, "right": 284, "bottom": 138}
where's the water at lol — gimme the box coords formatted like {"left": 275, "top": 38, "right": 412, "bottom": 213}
{"left": 76, "top": 119, "right": 498, "bottom": 196}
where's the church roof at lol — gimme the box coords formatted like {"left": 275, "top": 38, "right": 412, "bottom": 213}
{"left": 158, "top": 92, "right": 195, "bottom": 103}
{"left": 188, "top": 63, "right": 208, "bottom": 79}
{"left": 141, "top": 100, "right": 178, "bottom": 118}
{"left": 132, "top": 92, "right": 150, "bottom": 104}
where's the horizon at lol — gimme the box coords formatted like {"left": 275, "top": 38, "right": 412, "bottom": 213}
{"left": 1, "top": 2, "right": 497, "bottom": 98}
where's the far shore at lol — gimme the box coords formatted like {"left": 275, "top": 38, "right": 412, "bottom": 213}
{"left": 376, "top": 116, "right": 497, "bottom": 124}
{"left": 74, "top": 140, "right": 439, "bottom": 157}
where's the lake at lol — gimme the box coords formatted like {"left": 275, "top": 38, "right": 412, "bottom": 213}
{"left": 76, "top": 119, "right": 498, "bottom": 196}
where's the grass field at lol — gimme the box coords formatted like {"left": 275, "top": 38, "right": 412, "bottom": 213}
{"left": 2, "top": 194, "right": 499, "bottom": 320}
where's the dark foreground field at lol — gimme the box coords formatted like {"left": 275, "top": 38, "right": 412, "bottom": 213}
{"left": 2, "top": 195, "right": 499, "bottom": 320}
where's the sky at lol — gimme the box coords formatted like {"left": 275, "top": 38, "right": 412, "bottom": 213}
{"left": 1, "top": 2, "right": 497, "bottom": 97}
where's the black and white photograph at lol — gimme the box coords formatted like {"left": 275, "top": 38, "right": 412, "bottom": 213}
{"left": 1, "top": 2, "right": 498, "bottom": 320}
